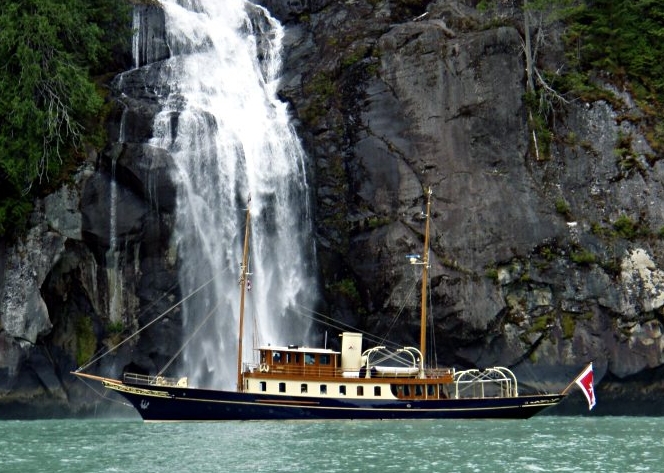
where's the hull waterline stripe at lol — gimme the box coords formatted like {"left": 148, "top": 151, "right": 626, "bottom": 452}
{"left": 255, "top": 399, "right": 320, "bottom": 406}
{"left": 158, "top": 394, "right": 562, "bottom": 412}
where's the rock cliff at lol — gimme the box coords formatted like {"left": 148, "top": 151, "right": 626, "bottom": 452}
{"left": 1, "top": 0, "right": 663, "bottom": 417}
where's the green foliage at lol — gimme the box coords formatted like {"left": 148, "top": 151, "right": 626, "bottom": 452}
{"left": 538, "top": 245, "right": 556, "bottom": 261}
{"left": 613, "top": 214, "right": 638, "bottom": 239}
{"left": 106, "top": 320, "right": 124, "bottom": 334}
{"left": 561, "top": 313, "right": 576, "bottom": 339}
{"left": 590, "top": 221, "right": 607, "bottom": 237}
{"left": 75, "top": 315, "right": 96, "bottom": 366}
{"left": 529, "top": 313, "right": 554, "bottom": 334}
{"left": 613, "top": 132, "right": 642, "bottom": 174}
{"left": 0, "top": 0, "right": 131, "bottom": 236}
{"left": 485, "top": 267, "right": 499, "bottom": 282}
{"left": 301, "top": 71, "right": 338, "bottom": 124}
{"left": 570, "top": 248, "right": 597, "bottom": 265}
{"left": 567, "top": 1, "right": 664, "bottom": 115}
{"left": 366, "top": 216, "right": 391, "bottom": 229}
{"left": 524, "top": 90, "right": 553, "bottom": 159}
{"left": 105, "top": 319, "right": 126, "bottom": 347}
{"left": 330, "top": 278, "right": 361, "bottom": 303}
{"left": 657, "top": 227, "right": 664, "bottom": 240}
{"left": 555, "top": 198, "right": 572, "bottom": 220}
{"left": 341, "top": 44, "right": 369, "bottom": 69}
{"left": 477, "top": 0, "right": 493, "bottom": 12}
{"left": 0, "top": 198, "right": 33, "bottom": 236}
{"left": 549, "top": 71, "right": 616, "bottom": 104}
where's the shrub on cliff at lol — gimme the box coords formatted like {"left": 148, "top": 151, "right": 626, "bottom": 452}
{"left": 0, "top": 0, "right": 130, "bottom": 236}
{"left": 561, "top": 1, "right": 664, "bottom": 153}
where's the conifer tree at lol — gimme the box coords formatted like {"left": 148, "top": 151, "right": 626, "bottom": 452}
{"left": 0, "top": 0, "right": 130, "bottom": 235}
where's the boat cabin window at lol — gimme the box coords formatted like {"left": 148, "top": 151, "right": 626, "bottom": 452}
{"left": 301, "top": 383, "right": 308, "bottom": 393}
{"left": 305, "top": 353, "right": 315, "bottom": 365}
{"left": 259, "top": 381, "right": 267, "bottom": 392}
{"left": 357, "top": 386, "right": 364, "bottom": 396}
{"left": 320, "top": 384, "right": 327, "bottom": 395}
{"left": 319, "top": 354, "right": 330, "bottom": 365}
{"left": 390, "top": 383, "right": 442, "bottom": 399}
{"left": 273, "top": 352, "right": 282, "bottom": 363}
{"left": 279, "top": 382, "right": 286, "bottom": 393}
{"left": 374, "top": 386, "right": 381, "bottom": 396}
{"left": 286, "top": 352, "right": 300, "bottom": 364}
{"left": 339, "top": 385, "right": 346, "bottom": 396}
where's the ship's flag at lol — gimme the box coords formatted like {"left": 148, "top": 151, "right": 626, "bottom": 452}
{"left": 575, "top": 363, "right": 596, "bottom": 410}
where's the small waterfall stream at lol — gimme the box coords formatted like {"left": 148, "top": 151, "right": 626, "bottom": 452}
{"left": 149, "top": 0, "right": 315, "bottom": 388}
{"left": 106, "top": 12, "right": 144, "bottom": 327}
{"left": 105, "top": 154, "right": 122, "bottom": 324}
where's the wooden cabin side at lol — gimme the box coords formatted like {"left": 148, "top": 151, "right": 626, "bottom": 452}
{"left": 254, "top": 346, "right": 340, "bottom": 378}
{"left": 242, "top": 346, "right": 455, "bottom": 400}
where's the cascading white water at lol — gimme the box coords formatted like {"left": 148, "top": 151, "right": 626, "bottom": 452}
{"left": 105, "top": 155, "right": 122, "bottom": 325}
{"left": 106, "top": 82, "right": 131, "bottom": 326}
{"left": 149, "top": 0, "right": 315, "bottom": 388}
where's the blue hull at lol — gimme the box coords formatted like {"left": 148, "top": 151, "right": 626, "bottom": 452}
{"left": 113, "top": 383, "right": 565, "bottom": 421}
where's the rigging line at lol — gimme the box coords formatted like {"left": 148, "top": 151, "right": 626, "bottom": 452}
{"left": 368, "top": 352, "right": 413, "bottom": 367}
{"left": 77, "top": 376, "right": 133, "bottom": 408}
{"left": 290, "top": 306, "right": 362, "bottom": 340}
{"left": 376, "top": 275, "right": 420, "bottom": 347}
{"left": 80, "top": 276, "right": 183, "bottom": 366}
{"left": 428, "top": 279, "right": 438, "bottom": 368}
{"left": 289, "top": 305, "right": 381, "bottom": 344}
{"left": 291, "top": 303, "right": 355, "bottom": 331}
{"left": 156, "top": 296, "right": 226, "bottom": 377}
{"left": 76, "top": 268, "right": 228, "bottom": 373}
{"left": 251, "top": 298, "right": 259, "bottom": 361}
{"left": 290, "top": 304, "right": 404, "bottom": 352}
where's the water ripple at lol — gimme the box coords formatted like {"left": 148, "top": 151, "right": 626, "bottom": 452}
{"left": 1, "top": 417, "right": 663, "bottom": 473}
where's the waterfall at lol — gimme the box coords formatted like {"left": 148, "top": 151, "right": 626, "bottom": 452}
{"left": 106, "top": 78, "right": 131, "bottom": 326}
{"left": 105, "top": 153, "right": 122, "bottom": 324}
{"left": 149, "top": 0, "right": 316, "bottom": 388}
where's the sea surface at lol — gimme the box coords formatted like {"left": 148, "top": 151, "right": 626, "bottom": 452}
{"left": 1, "top": 416, "right": 661, "bottom": 472}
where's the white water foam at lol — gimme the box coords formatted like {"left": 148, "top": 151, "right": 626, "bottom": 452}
{"left": 149, "top": 0, "right": 315, "bottom": 388}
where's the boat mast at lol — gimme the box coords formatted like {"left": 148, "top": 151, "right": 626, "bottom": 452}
{"left": 419, "top": 188, "right": 432, "bottom": 370}
{"left": 237, "top": 198, "right": 251, "bottom": 392}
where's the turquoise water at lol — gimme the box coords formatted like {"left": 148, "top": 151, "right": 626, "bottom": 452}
{"left": 1, "top": 416, "right": 661, "bottom": 472}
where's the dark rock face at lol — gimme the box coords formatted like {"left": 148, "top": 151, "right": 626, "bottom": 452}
{"left": 0, "top": 5, "right": 180, "bottom": 417}
{"left": 268, "top": 0, "right": 664, "bottom": 412}
{"left": 1, "top": 0, "right": 664, "bottom": 416}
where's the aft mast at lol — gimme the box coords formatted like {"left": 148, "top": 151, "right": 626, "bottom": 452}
{"left": 419, "top": 188, "right": 432, "bottom": 369}
{"left": 237, "top": 198, "right": 251, "bottom": 392}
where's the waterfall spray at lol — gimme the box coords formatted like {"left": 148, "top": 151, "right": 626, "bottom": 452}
{"left": 149, "top": 0, "right": 315, "bottom": 388}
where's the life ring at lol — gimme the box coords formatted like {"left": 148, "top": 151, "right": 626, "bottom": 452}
{"left": 259, "top": 364, "right": 270, "bottom": 373}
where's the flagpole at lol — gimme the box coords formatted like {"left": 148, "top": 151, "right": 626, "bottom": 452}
{"left": 562, "top": 362, "right": 593, "bottom": 395}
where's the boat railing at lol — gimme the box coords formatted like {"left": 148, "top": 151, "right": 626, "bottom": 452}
{"left": 123, "top": 372, "right": 188, "bottom": 387}
{"left": 244, "top": 363, "right": 339, "bottom": 378}
{"left": 453, "top": 367, "right": 519, "bottom": 399}
{"left": 243, "top": 362, "right": 456, "bottom": 382}
{"left": 424, "top": 368, "right": 455, "bottom": 382}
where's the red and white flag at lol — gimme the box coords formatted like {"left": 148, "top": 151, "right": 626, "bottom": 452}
{"left": 575, "top": 363, "right": 596, "bottom": 410}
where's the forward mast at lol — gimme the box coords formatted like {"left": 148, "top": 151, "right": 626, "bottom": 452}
{"left": 237, "top": 198, "right": 252, "bottom": 392}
